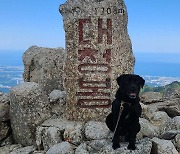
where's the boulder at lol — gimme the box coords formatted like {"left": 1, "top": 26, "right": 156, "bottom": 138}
{"left": 172, "top": 116, "right": 180, "bottom": 130}
{"left": 141, "top": 92, "right": 163, "bottom": 104}
{"left": 75, "top": 143, "right": 89, "bottom": 154}
{"left": 36, "top": 126, "right": 62, "bottom": 151}
{"left": 0, "top": 144, "right": 22, "bottom": 154}
{"left": 175, "top": 134, "right": 180, "bottom": 152}
{"left": 23, "top": 46, "right": 65, "bottom": 94}
{"left": 8, "top": 146, "right": 36, "bottom": 154}
{"left": 46, "top": 142, "right": 74, "bottom": 154}
{"left": 148, "top": 111, "right": 173, "bottom": 134}
{"left": 138, "top": 118, "right": 159, "bottom": 139}
{"left": 151, "top": 137, "right": 178, "bottom": 154}
{"left": 49, "top": 90, "right": 66, "bottom": 118}
{"left": 0, "top": 122, "right": 10, "bottom": 142}
{"left": 0, "top": 93, "right": 10, "bottom": 121}
{"left": 36, "top": 119, "right": 83, "bottom": 148}
{"left": 49, "top": 90, "right": 66, "bottom": 103}
{"left": 99, "top": 138, "right": 152, "bottom": 154}
{"left": 87, "top": 139, "right": 108, "bottom": 152}
{"left": 158, "top": 98, "right": 180, "bottom": 118}
{"left": 10, "top": 82, "right": 51, "bottom": 146}
{"left": 160, "top": 130, "right": 180, "bottom": 140}
{"left": 84, "top": 121, "right": 109, "bottom": 140}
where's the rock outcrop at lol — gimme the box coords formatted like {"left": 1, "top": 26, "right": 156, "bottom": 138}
{"left": 23, "top": 46, "right": 65, "bottom": 95}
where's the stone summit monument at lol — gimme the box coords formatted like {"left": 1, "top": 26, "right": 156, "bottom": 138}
{"left": 60, "top": 0, "right": 135, "bottom": 121}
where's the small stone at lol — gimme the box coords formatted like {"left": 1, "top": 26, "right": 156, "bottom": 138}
{"left": 84, "top": 121, "right": 109, "bottom": 140}
{"left": 10, "top": 82, "right": 51, "bottom": 146}
{"left": 141, "top": 92, "right": 163, "bottom": 104}
{"left": 175, "top": 134, "right": 180, "bottom": 152}
{"left": 49, "top": 90, "right": 66, "bottom": 103}
{"left": 151, "top": 137, "right": 178, "bottom": 154}
{"left": 9, "top": 146, "right": 36, "bottom": 154}
{"left": 0, "top": 145, "right": 22, "bottom": 154}
{"left": 46, "top": 142, "right": 74, "bottom": 154}
{"left": 75, "top": 143, "right": 89, "bottom": 154}
{"left": 138, "top": 118, "right": 159, "bottom": 139}
{"left": 160, "top": 130, "right": 180, "bottom": 140}
{"left": 36, "top": 126, "right": 62, "bottom": 151}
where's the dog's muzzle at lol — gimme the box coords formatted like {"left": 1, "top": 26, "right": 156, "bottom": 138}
{"left": 129, "top": 93, "right": 137, "bottom": 99}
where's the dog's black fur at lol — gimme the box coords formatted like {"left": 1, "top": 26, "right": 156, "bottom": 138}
{"left": 106, "top": 74, "right": 145, "bottom": 150}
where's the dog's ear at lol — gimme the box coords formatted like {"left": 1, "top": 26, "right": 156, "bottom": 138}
{"left": 116, "top": 74, "right": 126, "bottom": 86}
{"left": 137, "top": 75, "right": 145, "bottom": 88}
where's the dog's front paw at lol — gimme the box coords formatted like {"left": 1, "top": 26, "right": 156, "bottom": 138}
{"left": 127, "top": 143, "right": 136, "bottom": 150}
{"left": 112, "top": 143, "right": 120, "bottom": 150}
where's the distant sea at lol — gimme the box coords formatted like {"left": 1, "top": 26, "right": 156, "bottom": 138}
{"left": 0, "top": 50, "right": 180, "bottom": 93}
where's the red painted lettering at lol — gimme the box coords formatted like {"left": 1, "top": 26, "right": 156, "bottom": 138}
{"left": 78, "top": 48, "right": 97, "bottom": 62}
{"left": 103, "top": 49, "right": 111, "bottom": 63}
{"left": 78, "top": 63, "right": 111, "bottom": 73}
{"left": 98, "top": 19, "right": 112, "bottom": 44}
{"left": 79, "top": 19, "right": 91, "bottom": 45}
{"left": 77, "top": 99, "right": 111, "bottom": 108}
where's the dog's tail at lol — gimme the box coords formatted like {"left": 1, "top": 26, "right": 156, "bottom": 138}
{"left": 105, "top": 113, "right": 115, "bottom": 132}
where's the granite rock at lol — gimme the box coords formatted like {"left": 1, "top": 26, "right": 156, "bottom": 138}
{"left": 36, "top": 126, "right": 62, "bottom": 151}
{"left": 0, "top": 93, "right": 10, "bottom": 122}
{"left": 175, "top": 134, "right": 180, "bottom": 152}
{"left": 151, "top": 137, "right": 178, "bottom": 154}
{"left": 10, "top": 82, "right": 51, "bottom": 146}
{"left": 23, "top": 46, "right": 65, "bottom": 95}
{"left": 49, "top": 90, "right": 66, "bottom": 118}
{"left": 140, "top": 92, "right": 163, "bottom": 104}
{"left": 84, "top": 121, "right": 109, "bottom": 140}
{"left": 39, "top": 118, "right": 83, "bottom": 146}
{"left": 99, "top": 138, "right": 152, "bottom": 154}
{"left": 60, "top": 0, "right": 135, "bottom": 121}
{"left": 46, "top": 142, "right": 74, "bottom": 154}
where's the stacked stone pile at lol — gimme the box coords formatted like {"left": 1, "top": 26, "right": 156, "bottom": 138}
{"left": 0, "top": 78, "right": 180, "bottom": 153}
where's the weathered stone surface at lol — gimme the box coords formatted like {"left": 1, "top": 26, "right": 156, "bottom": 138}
{"left": 49, "top": 90, "right": 66, "bottom": 118}
{"left": 60, "top": 0, "right": 135, "bottom": 121}
{"left": 84, "top": 121, "right": 109, "bottom": 140}
{"left": 172, "top": 116, "right": 180, "bottom": 130}
{"left": 46, "top": 142, "right": 74, "bottom": 154}
{"left": 63, "top": 122, "right": 83, "bottom": 145}
{"left": 23, "top": 46, "right": 65, "bottom": 94}
{"left": 36, "top": 126, "right": 62, "bottom": 151}
{"left": 99, "top": 138, "right": 152, "bottom": 154}
{"left": 10, "top": 82, "right": 51, "bottom": 146}
{"left": 160, "top": 130, "right": 180, "bottom": 140}
{"left": 175, "top": 134, "right": 180, "bottom": 152}
{"left": 148, "top": 111, "right": 173, "bottom": 134}
{"left": 0, "top": 122, "right": 9, "bottom": 141}
{"left": 88, "top": 139, "right": 108, "bottom": 151}
{"left": 0, "top": 144, "right": 22, "bottom": 154}
{"left": 0, "top": 93, "right": 10, "bottom": 122}
{"left": 49, "top": 90, "right": 66, "bottom": 103}
{"left": 151, "top": 137, "right": 179, "bottom": 154}
{"left": 158, "top": 98, "right": 180, "bottom": 118}
{"left": 39, "top": 118, "right": 83, "bottom": 146}
{"left": 75, "top": 143, "right": 89, "bottom": 154}
{"left": 138, "top": 118, "right": 159, "bottom": 139}
{"left": 141, "top": 92, "right": 163, "bottom": 104}
{"left": 9, "top": 146, "right": 36, "bottom": 154}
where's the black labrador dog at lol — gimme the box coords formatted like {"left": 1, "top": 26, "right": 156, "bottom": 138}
{"left": 106, "top": 74, "right": 145, "bottom": 150}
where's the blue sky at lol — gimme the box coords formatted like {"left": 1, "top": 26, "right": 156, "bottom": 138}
{"left": 0, "top": 0, "right": 180, "bottom": 54}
